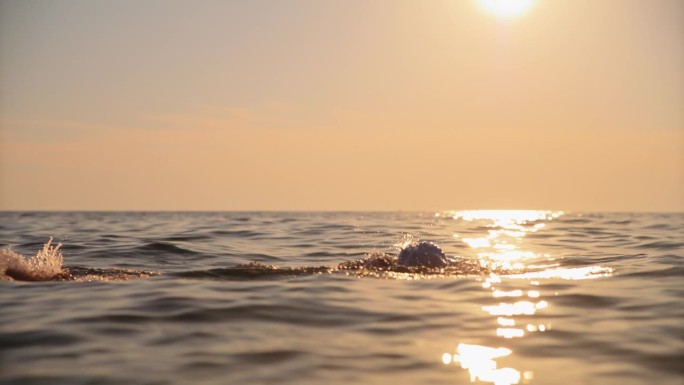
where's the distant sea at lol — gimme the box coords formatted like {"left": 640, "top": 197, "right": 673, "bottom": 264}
{"left": 1, "top": 211, "right": 682, "bottom": 385}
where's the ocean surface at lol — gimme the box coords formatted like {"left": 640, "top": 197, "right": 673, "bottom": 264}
{"left": 0, "top": 211, "right": 682, "bottom": 385}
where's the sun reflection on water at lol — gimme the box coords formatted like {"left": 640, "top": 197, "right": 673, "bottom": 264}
{"left": 445, "top": 343, "right": 521, "bottom": 385}
{"left": 507, "top": 266, "right": 614, "bottom": 280}
{"left": 441, "top": 210, "right": 612, "bottom": 384}
{"left": 444, "top": 210, "right": 561, "bottom": 224}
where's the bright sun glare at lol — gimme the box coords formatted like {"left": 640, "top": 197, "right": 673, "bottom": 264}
{"left": 477, "top": 0, "right": 535, "bottom": 18}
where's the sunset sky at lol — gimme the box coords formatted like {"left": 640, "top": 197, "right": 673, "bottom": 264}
{"left": 1, "top": 0, "right": 682, "bottom": 211}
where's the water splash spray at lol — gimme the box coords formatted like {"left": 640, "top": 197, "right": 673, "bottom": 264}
{"left": 0, "top": 237, "right": 65, "bottom": 281}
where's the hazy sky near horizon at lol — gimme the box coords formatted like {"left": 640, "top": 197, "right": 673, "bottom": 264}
{"left": 1, "top": 0, "right": 682, "bottom": 211}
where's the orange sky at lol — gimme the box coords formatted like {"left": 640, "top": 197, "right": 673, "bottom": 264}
{"left": 1, "top": 0, "right": 682, "bottom": 211}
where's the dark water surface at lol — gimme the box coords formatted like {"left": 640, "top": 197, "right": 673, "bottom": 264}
{"left": 1, "top": 211, "right": 682, "bottom": 385}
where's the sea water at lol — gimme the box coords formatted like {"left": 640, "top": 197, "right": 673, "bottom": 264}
{"left": 0, "top": 211, "right": 682, "bottom": 385}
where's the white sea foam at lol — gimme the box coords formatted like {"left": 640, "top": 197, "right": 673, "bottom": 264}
{"left": 0, "top": 237, "right": 65, "bottom": 281}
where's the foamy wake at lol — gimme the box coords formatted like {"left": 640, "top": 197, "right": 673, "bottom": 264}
{"left": 0, "top": 237, "right": 66, "bottom": 281}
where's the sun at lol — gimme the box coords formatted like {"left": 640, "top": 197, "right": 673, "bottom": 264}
{"left": 477, "top": 0, "right": 535, "bottom": 19}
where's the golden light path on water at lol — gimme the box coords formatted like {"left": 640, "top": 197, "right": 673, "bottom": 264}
{"left": 439, "top": 210, "right": 613, "bottom": 385}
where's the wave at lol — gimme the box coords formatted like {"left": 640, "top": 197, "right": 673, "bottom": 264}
{"left": 134, "top": 241, "right": 200, "bottom": 256}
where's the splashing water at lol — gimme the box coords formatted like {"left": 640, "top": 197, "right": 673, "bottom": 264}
{"left": 394, "top": 233, "right": 420, "bottom": 251}
{"left": 0, "top": 237, "right": 66, "bottom": 281}
{"left": 1, "top": 236, "right": 498, "bottom": 282}
{"left": 1, "top": 238, "right": 158, "bottom": 282}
